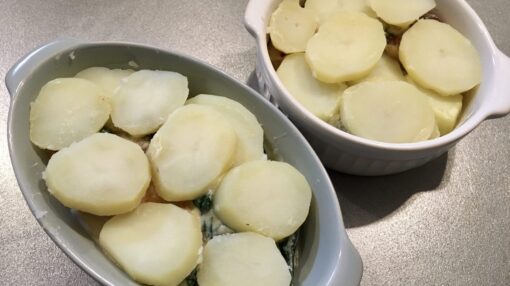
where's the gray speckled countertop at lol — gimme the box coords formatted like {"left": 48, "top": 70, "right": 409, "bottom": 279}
{"left": 0, "top": 0, "right": 508, "bottom": 285}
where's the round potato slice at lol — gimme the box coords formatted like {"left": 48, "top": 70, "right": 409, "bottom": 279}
{"left": 75, "top": 67, "right": 134, "bottom": 131}
{"left": 277, "top": 53, "right": 346, "bottom": 121}
{"left": 369, "top": 0, "right": 436, "bottom": 27}
{"left": 341, "top": 81, "right": 436, "bottom": 143}
{"left": 44, "top": 133, "right": 151, "bottom": 216}
{"left": 197, "top": 232, "right": 291, "bottom": 286}
{"left": 99, "top": 203, "right": 202, "bottom": 286}
{"left": 268, "top": 0, "right": 319, "bottom": 54}
{"left": 29, "top": 78, "right": 110, "bottom": 150}
{"left": 214, "top": 160, "right": 311, "bottom": 241}
{"left": 305, "top": 12, "right": 386, "bottom": 83}
{"left": 429, "top": 124, "right": 440, "bottom": 139}
{"left": 111, "top": 70, "right": 189, "bottom": 137}
{"left": 75, "top": 67, "right": 134, "bottom": 97}
{"left": 305, "top": 0, "right": 376, "bottom": 23}
{"left": 350, "top": 53, "right": 405, "bottom": 85}
{"left": 186, "top": 94, "right": 265, "bottom": 166}
{"left": 399, "top": 20, "right": 482, "bottom": 95}
{"left": 406, "top": 77, "right": 463, "bottom": 135}
{"left": 147, "top": 104, "right": 237, "bottom": 202}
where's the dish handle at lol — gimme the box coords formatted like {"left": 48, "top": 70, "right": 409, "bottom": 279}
{"left": 5, "top": 38, "right": 82, "bottom": 97}
{"left": 244, "top": 0, "right": 273, "bottom": 39}
{"left": 486, "top": 49, "right": 510, "bottom": 119}
{"left": 330, "top": 236, "right": 364, "bottom": 286}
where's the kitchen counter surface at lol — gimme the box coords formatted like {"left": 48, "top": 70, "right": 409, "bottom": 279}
{"left": 0, "top": 0, "right": 508, "bottom": 285}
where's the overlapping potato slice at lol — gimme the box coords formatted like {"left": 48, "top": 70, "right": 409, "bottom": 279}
{"left": 399, "top": 20, "right": 482, "bottom": 96}
{"left": 341, "top": 81, "right": 436, "bottom": 143}
{"left": 305, "top": 0, "right": 375, "bottom": 23}
{"left": 429, "top": 124, "right": 440, "bottom": 139}
{"left": 147, "top": 104, "right": 237, "bottom": 202}
{"left": 75, "top": 67, "right": 134, "bottom": 97}
{"left": 44, "top": 133, "right": 150, "bottom": 216}
{"left": 269, "top": 0, "right": 319, "bottom": 54}
{"left": 75, "top": 67, "right": 134, "bottom": 130}
{"left": 186, "top": 94, "right": 265, "bottom": 166}
{"left": 305, "top": 12, "right": 386, "bottom": 83}
{"left": 369, "top": 0, "right": 436, "bottom": 27}
{"left": 29, "top": 78, "right": 110, "bottom": 150}
{"left": 277, "top": 53, "right": 346, "bottom": 121}
{"left": 197, "top": 232, "right": 291, "bottom": 286}
{"left": 99, "top": 203, "right": 202, "bottom": 286}
{"left": 214, "top": 160, "right": 311, "bottom": 241}
{"left": 407, "top": 77, "right": 463, "bottom": 135}
{"left": 350, "top": 53, "right": 405, "bottom": 84}
{"left": 111, "top": 70, "right": 189, "bottom": 137}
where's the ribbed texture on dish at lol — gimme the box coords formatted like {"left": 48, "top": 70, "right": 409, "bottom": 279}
{"left": 302, "top": 131, "right": 441, "bottom": 176}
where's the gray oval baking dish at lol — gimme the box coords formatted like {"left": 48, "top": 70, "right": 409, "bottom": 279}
{"left": 5, "top": 39, "right": 362, "bottom": 286}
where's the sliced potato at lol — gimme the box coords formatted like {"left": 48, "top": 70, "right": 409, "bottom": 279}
{"left": 29, "top": 78, "right": 110, "bottom": 150}
{"left": 44, "top": 133, "right": 150, "bottom": 216}
{"left": 269, "top": 0, "right": 319, "bottom": 53}
{"left": 350, "top": 53, "right": 405, "bottom": 84}
{"left": 369, "top": 0, "right": 436, "bottom": 27}
{"left": 305, "top": 12, "right": 386, "bottom": 83}
{"left": 429, "top": 124, "right": 440, "bottom": 139}
{"left": 277, "top": 53, "right": 346, "bottom": 121}
{"left": 407, "top": 77, "right": 463, "bottom": 135}
{"left": 75, "top": 67, "right": 134, "bottom": 130}
{"left": 214, "top": 160, "right": 311, "bottom": 241}
{"left": 341, "top": 81, "right": 436, "bottom": 143}
{"left": 99, "top": 203, "right": 202, "bottom": 286}
{"left": 305, "top": 0, "right": 375, "bottom": 23}
{"left": 147, "top": 104, "right": 237, "bottom": 202}
{"left": 399, "top": 20, "right": 482, "bottom": 95}
{"left": 197, "top": 232, "right": 291, "bottom": 286}
{"left": 111, "top": 70, "right": 189, "bottom": 137}
{"left": 186, "top": 94, "right": 265, "bottom": 166}
{"left": 75, "top": 67, "right": 134, "bottom": 97}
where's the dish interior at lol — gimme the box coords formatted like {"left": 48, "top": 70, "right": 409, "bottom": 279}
{"left": 8, "top": 43, "right": 345, "bottom": 285}
{"left": 258, "top": 0, "right": 496, "bottom": 142}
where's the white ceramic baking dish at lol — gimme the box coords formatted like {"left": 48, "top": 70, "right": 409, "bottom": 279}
{"left": 6, "top": 39, "right": 362, "bottom": 286}
{"left": 245, "top": 0, "right": 510, "bottom": 175}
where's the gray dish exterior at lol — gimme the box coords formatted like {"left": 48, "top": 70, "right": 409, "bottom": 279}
{"left": 6, "top": 39, "right": 362, "bottom": 286}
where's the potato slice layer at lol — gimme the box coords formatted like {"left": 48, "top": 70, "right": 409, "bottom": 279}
{"left": 75, "top": 67, "right": 133, "bottom": 97}
{"left": 305, "top": 12, "right": 386, "bottom": 83}
{"left": 269, "top": 0, "right": 319, "bottom": 54}
{"left": 369, "top": 0, "right": 436, "bottom": 27}
{"left": 214, "top": 160, "right": 311, "bottom": 241}
{"left": 429, "top": 124, "right": 440, "bottom": 139}
{"left": 99, "top": 203, "right": 202, "bottom": 286}
{"left": 186, "top": 94, "right": 265, "bottom": 166}
{"left": 29, "top": 78, "right": 110, "bottom": 150}
{"left": 111, "top": 70, "right": 188, "bottom": 136}
{"left": 147, "top": 104, "right": 237, "bottom": 201}
{"left": 75, "top": 67, "right": 134, "bottom": 130}
{"left": 305, "top": 0, "right": 375, "bottom": 23}
{"left": 399, "top": 20, "right": 482, "bottom": 95}
{"left": 350, "top": 53, "right": 405, "bottom": 85}
{"left": 197, "top": 232, "right": 291, "bottom": 286}
{"left": 341, "top": 81, "right": 436, "bottom": 143}
{"left": 407, "top": 77, "right": 463, "bottom": 135}
{"left": 44, "top": 133, "right": 150, "bottom": 216}
{"left": 277, "top": 53, "right": 346, "bottom": 121}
